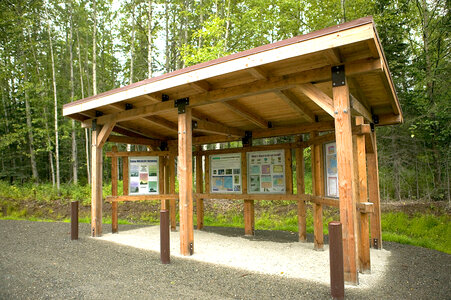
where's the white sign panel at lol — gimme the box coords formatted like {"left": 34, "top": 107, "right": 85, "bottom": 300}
{"left": 129, "top": 156, "right": 159, "bottom": 195}
{"left": 210, "top": 153, "right": 242, "bottom": 193}
{"left": 324, "top": 142, "right": 339, "bottom": 198}
{"left": 247, "top": 150, "right": 285, "bottom": 194}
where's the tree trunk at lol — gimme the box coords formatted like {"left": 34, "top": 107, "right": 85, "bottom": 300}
{"left": 224, "top": 0, "right": 231, "bottom": 52}
{"left": 130, "top": 0, "right": 136, "bottom": 84}
{"left": 23, "top": 59, "right": 39, "bottom": 183}
{"left": 147, "top": 0, "right": 153, "bottom": 78}
{"left": 46, "top": 4, "right": 60, "bottom": 190}
{"left": 43, "top": 106, "right": 56, "bottom": 187}
{"left": 69, "top": 3, "right": 78, "bottom": 184}
{"left": 93, "top": 0, "right": 97, "bottom": 96}
{"left": 165, "top": 0, "right": 169, "bottom": 72}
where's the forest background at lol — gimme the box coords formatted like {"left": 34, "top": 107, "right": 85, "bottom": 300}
{"left": 0, "top": 0, "right": 449, "bottom": 204}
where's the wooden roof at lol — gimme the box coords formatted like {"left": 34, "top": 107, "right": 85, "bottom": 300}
{"left": 63, "top": 16, "right": 402, "bottom": 146}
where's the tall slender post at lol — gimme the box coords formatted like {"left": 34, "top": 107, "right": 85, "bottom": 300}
{"left": 91, "top": 122, "right": 103, "bottom": 237}
{"left": 332, "top": 65, "right": 358, "bottom": 284}
{"left": 159, "top": 155, "right": 166, "bottom": 209}
{"left": 111, "top": 146, "right": 118, "bottom": 233}
{"left": 242, "top": 141, "right": 254, "bottom": 236}
{"left": 169, "top": 150, "right": 177, "bottom": 231}
{"left": 123, "top": 156, "right": 129, "bottom": 196}
{"left": 311, "top": 131, "right": 324, "bottom": 251}
{"left": 295, "top": 136, "right": 307, "bottom": 242}
{"left": 196, "top": 146, "right": 204, "bottom": 229}
{"left": 178, "top": 107, "right": 194, "bottom": 256}
{"left": 71, "top": 201, "right": 79, "bottom": 240}
{"left": 367, "top": 131, "right": 382, "bottom": 249}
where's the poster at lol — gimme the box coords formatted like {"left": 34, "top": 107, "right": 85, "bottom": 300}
{"left": 129, "top": 156, "right": 159, "bottom": 195}
{"left": 324, "top": 142, "right": 339, "bottom": 198}
{"left": 210, "top": 153, "right": 241, "bottom": 193}
{"left": 247, "top": 150, "right": 286, "bottom": 194}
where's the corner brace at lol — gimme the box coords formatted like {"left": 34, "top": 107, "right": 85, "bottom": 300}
{"left": 175, "top": 97, "right": 189, "bottom": 114}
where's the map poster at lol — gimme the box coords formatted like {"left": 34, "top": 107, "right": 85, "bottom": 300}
{"left": 324, "top": 142, "right": 339, "bottom": 198}
{"left": 247, "top": 150, "right": 286, "bottom": 194}
{"left": 210, "top": 153, "right": 242, "bottom": 193}
{"left": 129, "top": 156, "right": 159, "bottom": 195}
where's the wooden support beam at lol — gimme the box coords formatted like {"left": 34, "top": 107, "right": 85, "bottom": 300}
{"left": 142, "top": 91, "right": 164, "bottom": 102}
{"left": 354, "top": 116, "right": 370, "bottom": 273}
{"left": 196, "top": 146, "right": 204, "bottom": 230}
{"left": 189, "top": 80, "right": 211, "bottom": 93}
{"left": 367, "top": 131, "right": 382, "bottom": 249}
{"left": 164, "top": 156, "right": 170, "bottom": 211}
{"left": 244, "top": 200, "right": 255, "bottom": 236}
{"left": 96, "top": 122, "right": 115, "bottom": 148}
{"left": 122, "top": 156, "right": 129, "bottom": 196}
{"left": 159, "top": 156, "right": 165, "bottom": 209}
{"left": 194, "top": 118, "right": 244, "bottom": 137}
{"left": 285, "top": 148, "right": 293, "bottom": 194}
{"left": 143, "top": 116, "right": 178, "bottom": 133}
{"left": 350, "top": 94, "right": 372, "bottom": 123}
{"left": 106, "top": 194, "right": 179, "bottom": 202}
{"left": 300, "top": 132, "right": 335, "bottom": 148}
{"left": 377, "top": 113, "right": 402, "bottom": 125}
{"left": 106, "top": 151, "right": 170, "bottom": 157}
{"left": 169, "top": 151, "right": 177, "bottom": 231}
{"left": 205, "top": 152, "right": 210, "bottom": 193}
{"left": 247, "top": 66, "right": 268, "bottom": 80}
{"left": 222, "top": 100, "right": 270, "bottom": 128}
{"left": 191, "top": 109, "right": 225, "bottom": 126}
{"left": 332, "top": 71, "right": 359, "bottom": 284}
{"left": 298, "top": 83, "right": 334, "bottom": 117}
{"left": 111, "top": 146, "right": 118, "bottom": 234}
{"left": 111, "top": 126, "right": 161, "bottom": 141}
{"left": 107, "top": 135, "right": 160, "bottom": 148}
{"left": 322, "top": 48, "right": 342, "bottom": 65}
{"left": 311, "top": 131, "right": 324, "bottom": 251}
{"left": 91, "top": 125, "right": 103, "bottom": 237}
{"left": 275, "top": 90, "right": 315, "bottom": 122}
{"left": 178, "top": 108, "right": 194, "bottom": 256}
{"left": 295, "top": 136, "right": 307, "bottom": 242}
{"left": 81, "top": 58, "right": 383, "bottom": 127}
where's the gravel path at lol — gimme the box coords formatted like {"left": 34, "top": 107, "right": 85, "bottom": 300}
{"left": 0, "top": 220, "right": 450, "bottom": 299}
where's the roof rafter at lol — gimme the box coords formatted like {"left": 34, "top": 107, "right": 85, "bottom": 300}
{"left": 246, "top": 66, "right": 268, "bottom": 80}
{"left": 297, "top": 83, "right": 334, "bottom": 117}
{"left": 275, "top": 89, "right": 315, "bottom": 122}
{"left": 221, "top": 100, "right": 270, "bottom": 128}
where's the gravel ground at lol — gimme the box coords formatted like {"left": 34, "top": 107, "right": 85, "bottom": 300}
{"left": 0, "top": 220, "right": 450, "bottom": 299}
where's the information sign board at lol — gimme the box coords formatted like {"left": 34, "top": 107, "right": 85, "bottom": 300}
{"left": 129, "top": 156, "right": 159, "bottom": 195}
{"left": 210, "top": 153, "right": 242, "bottom": 193}
{"left": 324, "top": 142, "right": 339, "bottom": 198}
{"left": 247, "top": 150, "right": 286, "bottom": 194}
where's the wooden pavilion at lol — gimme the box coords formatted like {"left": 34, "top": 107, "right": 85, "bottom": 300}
{"left": 63, "top": 16, "right": 402, "bottom": 284}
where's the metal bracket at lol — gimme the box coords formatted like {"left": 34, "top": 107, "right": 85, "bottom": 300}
{"left": 189, "top": 242, "right": 194, "bottom": 255}
{"left": 175, "top": 97, "right": 189, "bottom": 114}
{"left": 372, "top": 114, "right": 379, "bottom": 125}
{"left": 242, "top": 131, "right": 252, "bottom": 146}
{"left": 192, "top": 120, "right": 198, "bottom": 129}
{"left": 373, "top": 238, "right": 378, "bottom": 249}
{"left": 95, "top": 110, "right": 103, "bottom": 117}
{"left": 268, "top": 121, "right": 273, "bottom": 128}
{"left": 162, "top": 94, "right": 170, "bottom": 102}
{"left": 370, "top": 123, "right": 375, "bottom": 132}
{"left": 125, "top": 103, "right": 133, "bottom": 110}
{"left": 331, "top": 65, "right": 345, "bottom": 87}
{"left": 315, "top": 115, "right": 319, "bottom": 122}
{"left": 160, "top": 141, "right": 168, "bottom": 151}
{"left": 92, "top": 119, "right": 97, "bottom": 131}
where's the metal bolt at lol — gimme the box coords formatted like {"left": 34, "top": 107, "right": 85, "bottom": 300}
{"left": 343, "top": 109, "right": 348, "bottom": 113}
{"left": 341, "top": 81, "right": 344, "bottom": 85}
{"left": 183, "top": 131, "right": 186, "bottom": 134}
{"left": 334, "top": 110, "right": 338, "bottom": 114}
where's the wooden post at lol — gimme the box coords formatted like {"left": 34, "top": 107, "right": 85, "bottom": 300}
{"left": 311, "top": 131, "right": 324, "bottom": 251}
{"left": 91, "top": 123, "right": 103, "bottom": 237}
{"left": 178, "top": 107, "right": 194, "bottom": 256}
{"left": 242, "top": 147, "right": 254, "bottom": 236}
{"left": 295, "top": 136, "right": 307, "bottom": 242}
{"left": 159, "top": 155, "right": 166, "bottom": 209}
{"left": 169, "top": 151, "right": 177, "bottom": 231}
{"left": 367, "top": 131, "right": 382, "bottom": 249}
{"left": 196, "top": 146, "right": 204, "bottom": 230}
{"left": 332, "top": 66, "right": 358, "bottom": 284}
{"left": 111, "top": 146, "right": 118, "bottom": 233}
{"left": 285, "top": 148, "right": 293, "bottom": 194}
{"left": 164, "top": 155, "right": 170, "bottom": 215}
{"left": 354, "top": 116, "right": 370, "bottom": 273}
{"left": 122, "top": 156, "right": 129, "bottom": 196}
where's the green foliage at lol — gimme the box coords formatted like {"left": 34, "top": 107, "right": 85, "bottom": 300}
{"left": 382, "top": 212, "right": 451, "bottom": 254}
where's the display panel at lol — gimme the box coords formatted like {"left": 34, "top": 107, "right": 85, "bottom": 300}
{"left": 129, "top": 156, "right": 159, "bottom": 195}
{"left": 247, "top": 150, "right": 286, "bottom": 194}
{"left": 210, "top": 153, "right": 242, "bottom": 193}
{"left": 324, "top": 142, "right": 339, "bottom": 198}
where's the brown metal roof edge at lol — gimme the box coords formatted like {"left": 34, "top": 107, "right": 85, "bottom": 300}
{"left": 63, "top": 16, "right": 374, "bottom": 110}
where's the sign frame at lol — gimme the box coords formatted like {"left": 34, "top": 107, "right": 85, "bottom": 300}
{"left": 128, "top": 156, "right": 159, "bottom": 195}
{"left": 209, "top": 153, "right": 242, "bottom": 194}
{"left": 247, "top": 149, "right": 286, "bottom": 194}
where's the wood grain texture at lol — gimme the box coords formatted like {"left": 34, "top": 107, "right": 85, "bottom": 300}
{"left": 333, "top": 81, "right": 359, "bottom": 284}
{"left": 367, "top": 131, "right": 382, "bottom": 249}
{"left": 196, "top": 147, "right": 204, "bottom": 230}
{"left": 295, "top": 137, "right": 307, "bottom": 242}
{"left": 111, "top": 146, "right": 118, "bottom": 233}
{"left": 91, "top": 128, "right": 103, "bottom": 237}
{"left": 311, "top": 131, "right": 324, "bottom": 251}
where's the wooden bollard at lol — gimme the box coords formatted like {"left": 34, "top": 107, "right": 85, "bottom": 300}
{"left": 329, "top": 221, "right": 344, "bottom": 300}
{"left": 160, "top": 210, "right": 170, "bottom": 264}
{"left": 71, "top": 201, "right": 79, "bottom": 240}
